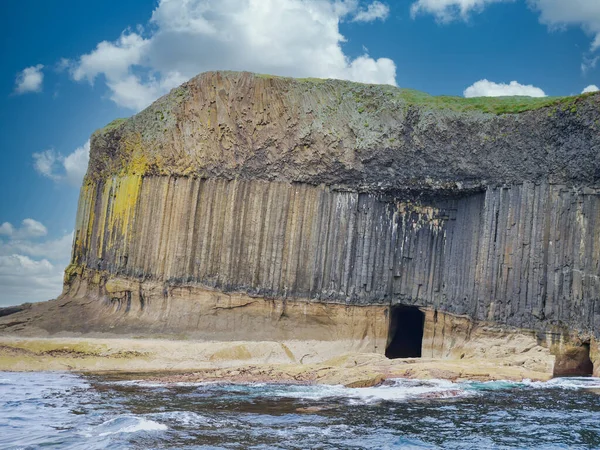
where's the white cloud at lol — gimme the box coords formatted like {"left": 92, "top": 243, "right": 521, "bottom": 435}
{"left": 410, "top": 0, "right": 512, "bottom": 22}
{"left": 0, "top": 219, "right": 48, "bottom": 239}
{"left": 72, "top": 33, "right": 150, "bottom": 83}
{"left": 0, "top": 232, "right": 72, "bottom": 260}
{"left": 464, "top": 79, "right": 546, "bottom": 97}
{"left": 55, "top": 57, "right": 72, "bottom": 73}
{"left": 0, "top": 223, "right": 14, "bottom": 236}
{"left": 62, "top": 142, "right": 90, "bottom": 186}
{"left": 0, "top": 255, "right": 65, "bottom": 307}
{"left": 346, "top": 54, "right": 397, "bottom": 84}
{"left": 581, "top": 55, "right": 599, "bottom": 74}
{"left": 528, "top": 0, "right": 600, "bottom": 51}
{"left": 33, "top": 150, "right": 60, "bottom": 181}
{"left": 68, "top": 0, "right": 397, "bottom": 111}
{"left": 411, "top": 0, "right": 600, "bottom": 55}
{"left": 583, "top": 84, "right": 599, "bottom": 93}
{"left": 14, "top": 64, "right": 45, "bottom": 94}
{"left": 0, "top": 220, "right": 72, "bottom": 306}
{"left": 107, "top": 72, "right": 188, "bottom": 111}
{"left": 18, "top": 219, "right": 48, "bottom": 238}
{"left": 352, "top": 1, "right": 390, "bottom": 22}
{"left": 33, "top": 140, "right": 89, "bottom": 186}
{"left": 0, "top": 254, "right": 53, "bottom": 274}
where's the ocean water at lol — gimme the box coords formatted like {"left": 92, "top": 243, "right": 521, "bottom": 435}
{"left": 1, "top": 372, "right": 600, "bottom": 449}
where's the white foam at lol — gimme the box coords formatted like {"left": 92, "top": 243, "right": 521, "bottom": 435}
{"left": 269, "top": 378, "right": 469, "bottom": 403}
{"left": 102, "top": 375, "right": 600, "bottom": 405}
{"left": 151, "top": 411, "right": 216, "bottom": 427}
{"left": 83, "top": 416, "right": 168, "bottom": 437}
{"left": 106, "top": 380, "right": 168, "bottom": 388}
{"left": 466, "top": 377, "right": 600, "bottom": 391}
{"left": 106, "top": 379, "right": 226, "bottom": 388}
{"left": 269, "top": 384, "right": 349, "bottom": 400}
{"left": 526, "top": 377, "right": 600, "bottom": 390}
{"left": 348, "top": 379, "right": 470, "bottom": 403}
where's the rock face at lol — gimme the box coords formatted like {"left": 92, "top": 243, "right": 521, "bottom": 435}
{"left": 4, "top": 72, "right": 600, "bottom": 374}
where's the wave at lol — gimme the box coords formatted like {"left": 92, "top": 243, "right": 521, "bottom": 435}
{"left": 348, "top": 378, "right": 471, "bottom": 403}
{"left": 99, "top": 376, "right": 600, "bottom": 405}
{"left": 266, "top": 378, "right": 470, "bottom": 403}
{"left": 465, "top": 377, "right": 600, "bottom": 391}
{"left": 150, "top": 411, "right": 215, "bottom": 427}
{"left": 106, "top": 379, "right": 227, "bottom": 388}
{"left": 269, "top": 377, "right": 600, "bottom": 403}
{"left": 82, "top": 416, "right": 168, "bottom": 437}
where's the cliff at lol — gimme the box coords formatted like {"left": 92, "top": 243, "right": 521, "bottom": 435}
{"left": 2, "top": 71, "right": 600, "bottom": 375}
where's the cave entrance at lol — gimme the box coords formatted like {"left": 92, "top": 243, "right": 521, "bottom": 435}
{"left": 385, "top": 305, "right": 424, "bottom": 359}
{"left": 553, "top": 343, "right": 594, "bottom": 377}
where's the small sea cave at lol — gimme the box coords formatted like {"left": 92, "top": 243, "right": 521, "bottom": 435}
{"left": 553, "top": 343, "right": 594, "bottom": 377}
{"left": 385, "top": 305, "right": 425, "bottom": 359}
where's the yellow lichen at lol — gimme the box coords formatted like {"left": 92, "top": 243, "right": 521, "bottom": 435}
{"left": 108, "top": 174, "right": 143, "bottom": 242}
{"left": 95, "top": 181, "right": 112, "bottom": 259}
{"left": 120, "top": 133, "right": 150, "bottom": 176}
{"left": 63, "top": 263, "right": 83, "bottom": 285}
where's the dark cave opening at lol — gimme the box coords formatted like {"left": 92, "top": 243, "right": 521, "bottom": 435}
{"left": 579, "top": 343, "right": 595, "bottom": 376}
{"left": 385, "top": 305, "right": 424, "bottom": 359}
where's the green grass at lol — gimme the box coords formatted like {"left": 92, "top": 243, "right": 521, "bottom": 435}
{"left": 389, "top": 88, "right": 567, "bottom": 115}
{"left": 263, "top": 74, "right": 592, "bottom": 116}
{"left": 94, "top": 74, "right": 597, "bottom": 139}
{"left": 94, "top": 117, "right": 128, "bottom": 135}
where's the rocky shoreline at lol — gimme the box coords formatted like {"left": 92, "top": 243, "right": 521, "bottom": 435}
{"left": 0, "top": 336, "right": 554, "bottom": 387}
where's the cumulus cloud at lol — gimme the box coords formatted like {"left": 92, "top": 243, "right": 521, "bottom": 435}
{"left": 0, "top": 223, "right": 14, "bottom": 236}
{"left": 0, "top": 219, "right": 47, "bottom": 239}
{"left": 410, "top": 0, "right": 512, "bottom": 22}
{"left": 71, "top": 33, "right": 149, "bottom": 83}
{"left": 14, "top": 64, "right": 44, "bottom": 94}
{"left": 0, "top": 255, "right": 65, "bottom": 307}
{"left": 33, "top": 140, "right": 89, "bottom": 186}
{"left": 18, "top": 219, "right": 48, "bottom": 238}
{"left": 68, "top": 0, "right": 397, "bottom": 111}
{"left": 411, "top": 0, "right": 600, "bottom": 54}
{"left": 352, "top": 1, "right": 390, "bottom": 22}
{"left": 528, "top": 0, "right": 600, "bottom": 51}
{"left": 0, "top": 220, "right": 72, "bottom": 306}
{"left": 463, "top": 79, "right": 546, "bottom": 97}
{"left": 581, "top": 55, "right": 599, "bottom": 74}
{"left": 0, "top": 231, "right": 72, "bottom": 260}
{"left": 583, "top": 84, "right": 599, "bottom": 93}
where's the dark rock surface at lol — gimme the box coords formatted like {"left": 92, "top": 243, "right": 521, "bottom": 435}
{"left": 88, "top": 71, "right": 600, "bottom": 191}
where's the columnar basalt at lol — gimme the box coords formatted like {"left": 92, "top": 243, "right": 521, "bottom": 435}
{"left": 3, "top": 72, "right": 600, "bottom": 374}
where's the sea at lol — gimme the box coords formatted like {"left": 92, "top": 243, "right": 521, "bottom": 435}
{"left": 1, "top": 372, "right": 600, "bottom": 449}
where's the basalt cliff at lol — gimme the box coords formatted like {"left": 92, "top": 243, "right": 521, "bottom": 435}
{"left": 2, "top": 71, "right": 600, "bottom": 376}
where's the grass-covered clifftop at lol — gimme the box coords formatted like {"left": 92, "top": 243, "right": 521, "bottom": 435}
{"left": 86, "top": 71, "right": 600, "bottom": 191}
{"left": 96, "top": 74, "right": 588, "bottom": 137}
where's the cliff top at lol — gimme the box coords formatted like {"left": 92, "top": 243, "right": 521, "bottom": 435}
{"left": 99, "top": 72, "right": 585, "bottom": 128}
{"left": 88, "top": 71, "right": 600, "bottom": 191}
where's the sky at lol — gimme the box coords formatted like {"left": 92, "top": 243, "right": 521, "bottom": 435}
{"left": 0, "top": 0, "right": 599, "bottom": 307}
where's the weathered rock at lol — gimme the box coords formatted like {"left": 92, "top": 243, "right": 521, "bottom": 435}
{"left": 0, "top": 303, "right": 31, "bottom": 318}
{"left": 2, "top": 71, "right": 599, "bottom": 374}
{"left": 553, "top": 344, "right": 594, "bottom": 377}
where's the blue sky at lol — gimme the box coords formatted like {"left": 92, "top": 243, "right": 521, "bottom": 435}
{"left": 1, "top": 0, "right": 599, "bottom": 306}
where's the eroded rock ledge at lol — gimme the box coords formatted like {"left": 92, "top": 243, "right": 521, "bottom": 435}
{"left": 2, "top": 72, "right": 600, "bottom": 376}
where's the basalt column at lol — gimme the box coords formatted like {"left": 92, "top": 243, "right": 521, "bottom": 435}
{"left": 4, "top": 71, "right": 599, "bottom": 371}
